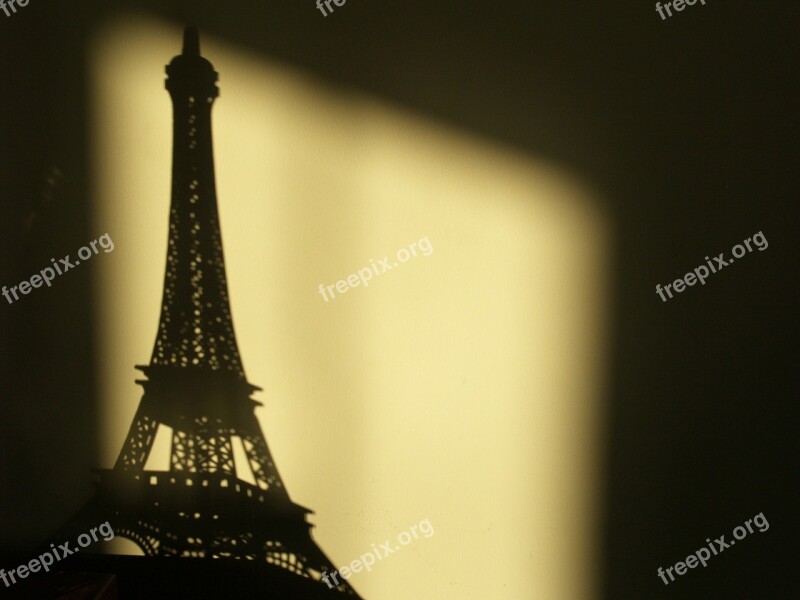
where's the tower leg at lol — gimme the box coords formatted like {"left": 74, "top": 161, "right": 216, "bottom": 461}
{"left": 114, "top": 403, "right": 160, "bottom": 470}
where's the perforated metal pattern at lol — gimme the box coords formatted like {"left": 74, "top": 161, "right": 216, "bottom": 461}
{"left": 151, "top": 50, "right": 245, "bottom": 378}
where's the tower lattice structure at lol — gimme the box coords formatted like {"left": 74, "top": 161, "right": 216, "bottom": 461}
{"left": 72, "top": 28, "right": 359, "bottom": 597}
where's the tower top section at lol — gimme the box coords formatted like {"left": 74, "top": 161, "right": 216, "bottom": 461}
{"left": 165, "top": 27, "right": 219, "bottom": 100}
{"left": 150, "top": 27, "right": 246, "bottom": 381}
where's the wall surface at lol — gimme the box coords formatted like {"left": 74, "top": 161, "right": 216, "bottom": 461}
{"left": 0, "top": 1, "right": 797, "bottom": 598}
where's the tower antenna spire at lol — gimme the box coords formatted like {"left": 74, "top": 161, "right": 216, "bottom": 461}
{"left": 182, "top": 26, "right": 200, "bottom": 56}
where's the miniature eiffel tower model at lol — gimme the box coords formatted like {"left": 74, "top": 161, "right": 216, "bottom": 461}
{"left": 68, "top": 27, "right": 359, "bottom": 598}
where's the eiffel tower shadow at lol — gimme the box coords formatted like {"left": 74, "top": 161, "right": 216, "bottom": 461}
{"left": 42, "top": 27, "right": 362, "bottom": 599}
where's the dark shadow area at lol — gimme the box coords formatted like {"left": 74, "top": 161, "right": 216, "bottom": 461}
{"left": 0, "top": 1, "right": 797, "bottom": 598}
{"left": 0, "top": 554, "right": 350, "bottom": 599}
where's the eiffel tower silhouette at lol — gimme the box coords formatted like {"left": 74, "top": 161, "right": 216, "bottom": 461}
{"left": 61, "top": 27, "right": 361, "bottom": 598}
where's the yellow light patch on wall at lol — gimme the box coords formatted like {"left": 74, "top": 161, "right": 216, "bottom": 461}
{"left": 91, "top": 16, "right": 609, "bottom": 600}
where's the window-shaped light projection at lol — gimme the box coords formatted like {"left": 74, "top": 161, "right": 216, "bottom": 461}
{"left": 91, "top": 17, "right": 610, "bottom": 600}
